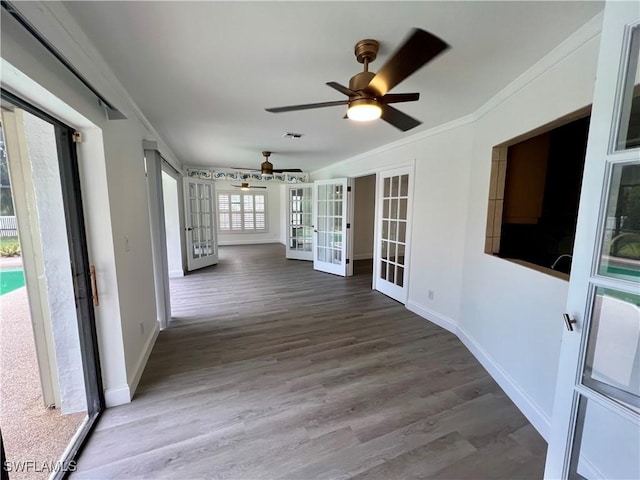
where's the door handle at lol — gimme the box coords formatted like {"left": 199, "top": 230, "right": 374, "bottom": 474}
{"left": 186, "top": 227, "right": 193, "bottom": 231}
{"left": 563, "top": 313, "right": 576, "bottom": 331}
{"left": 90, "top": 265, "right": 99, "bottom": 307}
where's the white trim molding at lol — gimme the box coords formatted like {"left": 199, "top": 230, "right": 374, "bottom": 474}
{"left": 456, "top": 326, "right": 552, "bottom": 440}
{"left": 127, "top": 321, "right": 160, "bottom": 397}
{"left": 407, "top": 302, "right": 552, "bottom": 441}
{"left": 406, "top": 301, "right": 458, "bottom": 335}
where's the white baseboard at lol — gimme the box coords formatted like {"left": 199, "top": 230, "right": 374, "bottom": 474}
{"left": 456, "top": 325, "right": 551, "bottom": 440}
{"left": 218, "top": 239, "right": 281, "bottom": 246}
{"left": 405, "top": 300, "right": 550, "bottom": 441}
{"left": 127, "top": 321, "right": 160, "bottom": 398}
{"left": 104, "top": 384, "right": 131, "bottom": 408}
{"left": 406, "top": 300, "right": 457, "bottom": 334}
{"left": 169, "top": 269, "right": 184, "bottom": 278}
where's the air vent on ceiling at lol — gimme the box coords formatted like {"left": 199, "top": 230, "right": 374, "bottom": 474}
{"left": 282, "top": 132, "right": 304, "bottom": 139}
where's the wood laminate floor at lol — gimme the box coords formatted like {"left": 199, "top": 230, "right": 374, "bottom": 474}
{"left": 73, "top": 244, "right": 547, "bottom": 479}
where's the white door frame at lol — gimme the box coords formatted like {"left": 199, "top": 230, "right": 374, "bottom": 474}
{"left": 545, "top": 3, "right": 640, "bottom": 478}
{"left": 373, "top": 164, "right": 415, "bottom": 304}
{"left": 144, "top": 147, "right": 171, "bottom": 330}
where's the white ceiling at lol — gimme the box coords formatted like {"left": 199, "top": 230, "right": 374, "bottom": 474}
{"left": 63, "top": 1, "right": 603, "bottom": 172}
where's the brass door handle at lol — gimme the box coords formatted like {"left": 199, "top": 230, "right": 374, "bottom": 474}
{"left": 90, "top": 265, "right": 99, "bottom": 307}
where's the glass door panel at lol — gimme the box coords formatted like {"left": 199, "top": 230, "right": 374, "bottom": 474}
{"left": 375, "top": 168, "right": 412, "bottom": 304}
{"left": 582, "top": 287, "right": 640, "bottom": 411}
{"left": 313, "top": 179, "right": 350, "bottom": 276}
{"left": 598, "top": 162, "right": 640, "bottom": 282}
{"left": 183, "top": 177, "right": 218, "bottom": 271}
{"left": 286, "top": 184, "right": 313, "bottom": 261}
{"left": 569, "top": 395, "right": 640, "bottom": 479}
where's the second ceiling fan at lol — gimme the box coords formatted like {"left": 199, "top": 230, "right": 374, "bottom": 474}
{"left": 265, "top": 28, "right": 449, "bottom": 132}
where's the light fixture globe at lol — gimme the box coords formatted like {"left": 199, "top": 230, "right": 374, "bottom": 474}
{"left": 347, "top": 98, "right": 382, "bottom": 122}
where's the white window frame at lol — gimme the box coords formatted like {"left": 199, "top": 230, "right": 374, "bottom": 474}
{"left": 217, "top": 190, "right": 268, "bottom": 233}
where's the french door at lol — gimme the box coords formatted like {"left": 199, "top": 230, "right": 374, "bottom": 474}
{"left": 183, "top": 177, "right": 218, "bottom": 271}
{"left": 286, "top": 183, "right": 313, "bottom": 261}
{"left": 545, "top": 3, "right": 640, "bottom": 479}
{"left": 374, "top": 167, "right": 413, "bottom": 304}
{"left": 313, "top": 178, "right": 352, "bottom": 276}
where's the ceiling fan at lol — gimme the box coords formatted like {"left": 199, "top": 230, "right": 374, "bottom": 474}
{"left": 232, "top": 182, "right": 267, "bottom": 190}
{"left": 240, "top": 151, "right": 303, "bottom": 175}
{"left": 265, "top": 28, "right": 449, "bottom": 131}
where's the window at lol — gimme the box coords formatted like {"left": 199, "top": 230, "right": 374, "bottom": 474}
{"left": 217, "top": 191, "right": 267, "bottom": 233}
{"left": 485, "top": 113, "right": 590, "bottom": 276}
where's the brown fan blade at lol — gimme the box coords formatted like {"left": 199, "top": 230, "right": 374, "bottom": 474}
{"left": 380, "top": 104, "right": 422, "bottom": 132}
{"left": 326, "top": 82, "right": 357, "bottom": 97}
{"left": 273, "top": 168, "right": 303, "bottom": 173}
{"left": 380, "top": 93, "right": 420, "bottom": 104}
{"left": 265, "top": 100, "right": 348, "bottom": 113}
{"left": 366, "top": 28, "right": 449, "bottom": 97}
{"left": 232, "top": 184, "right": 267, "bottom": 189}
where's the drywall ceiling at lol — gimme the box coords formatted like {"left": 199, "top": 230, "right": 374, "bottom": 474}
{"left": 63, "top": 1, "right": 603, "bottom": 172}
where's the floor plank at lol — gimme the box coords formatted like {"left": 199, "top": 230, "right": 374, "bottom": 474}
{"left": 73, "top": 244, "right": 547, "bottom": 479}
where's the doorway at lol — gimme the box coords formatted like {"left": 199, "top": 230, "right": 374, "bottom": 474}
{"left": 0, "top": 94, "right": 103, "bottom": 478}
{"left": 352, "top": 174, "right": 376, "bottom": 282}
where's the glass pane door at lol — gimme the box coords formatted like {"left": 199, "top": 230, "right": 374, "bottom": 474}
{"left": 545, "top": 5, "right": 640, "bottom": 478}
{"left": 375, "top": 167, "right": 412, "bottom": 304}
{"left": 286, "top": 184, "right": 313, "bottom": 261}
{"left": 183, "top": 177, "right": 218, "bottom": 271}
{"left": 313, "top": 178, "right": 350, "bottom": 276}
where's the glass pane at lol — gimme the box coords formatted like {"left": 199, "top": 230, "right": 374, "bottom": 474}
{"left": 569, "top": 395, "right": 640, "bottom": 479}
{"left": 388, "top": 264, "right": 395, "bottom": 284}
{"left": 383, "top": 199, "right": 390, "bottom": 219}
{"left": 399, "top": 198, "right": 408, "bottom": 220}
{"left": 397, "top": 243, "right": 406, "bottom": 265}
{"left": 400, "top": 174, "right": 409, "bottom": 196}
{"left": 384, "top": 177, "right": 390, "bottom": 197}
{"left": 389, "top": 221, "right": 397, "bottom": 241}
{"left": 397, "top": 266, "right": 404, "bottom": 287}
{"left": 583, "top": 287, "right": 640, "bottom": 410}
{"left": 382, "top": 220, "right": 389, "bottom": 240}
{"left": 391, "top": 199, "right": 398, "bottom": 219}
{"left": 391, "top": 176, "right": 399, "bottom": 197}
{"left": 398, "top": 222, "right": 407, "bottom": 243}
{"left": 380, "top": 261, "right": 387, "bottom": 280}
{"left": 599, "top": 163, "right": 640, "bottom": 282}
{"left": 617, "top": 24, "right": 640, "bottom": 150}
{"left": 389, "top": 242, "right": 397, "bottom": 263}
{"left": 381, "top": 240, "right": 388, "bottom": 260}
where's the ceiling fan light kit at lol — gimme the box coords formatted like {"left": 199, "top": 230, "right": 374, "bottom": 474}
{"left": 265, "top": 28, "right": 449, "bottom": 131}
{"left": 347, "top": 98, "right": 382, "bottom": 121}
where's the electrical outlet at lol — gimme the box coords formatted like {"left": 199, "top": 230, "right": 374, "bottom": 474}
{"left": 428, "top": 290, "right": 435, "bottom": 300}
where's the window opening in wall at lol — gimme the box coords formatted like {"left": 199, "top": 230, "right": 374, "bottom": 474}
{"left": 217, "top": 191, "right": 267, "bottom": 233}
{"left": 486, "top": 113, "right": 590, "bottom": 277}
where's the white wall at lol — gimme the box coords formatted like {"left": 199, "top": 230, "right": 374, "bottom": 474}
{"left": 1, "top": 2, "right": 176, "bottom": 406}
{"left": 353, "top": 175, "right": 376, "bottom": 260}
{"left": 215, "top": 180, "right": 283, "bottom": 245}
{"left": 312, "top": 15, "right": 603, "bottom": 440}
